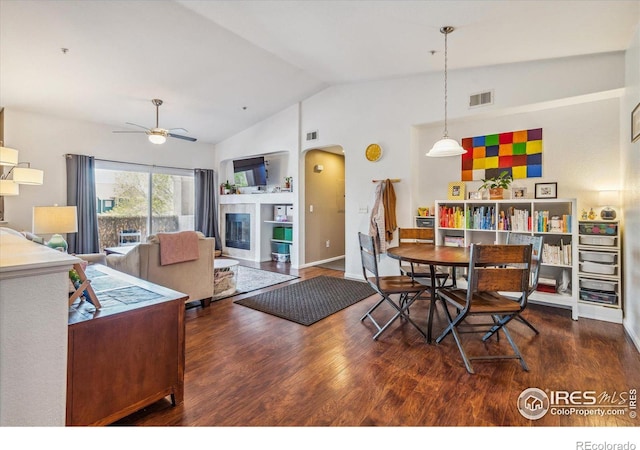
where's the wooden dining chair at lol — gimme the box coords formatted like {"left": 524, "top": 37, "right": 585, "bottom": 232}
{"left": 435, "top": 243, "right": 532, "bottom": 373}
{"left": 358, "top": 232, "right": 428, "bottom": 340}
{"left": 397, "top": 228, "right": 454, "bottom": 287}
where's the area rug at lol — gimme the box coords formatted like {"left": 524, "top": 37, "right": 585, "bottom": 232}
{"left": 234, "top": 276, "right": 376, "bottom": 326}
{"left": 212, "top": 265, "right": 298, "bottom": 301}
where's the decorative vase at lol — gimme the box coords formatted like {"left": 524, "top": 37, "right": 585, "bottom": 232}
{"left": 489, "top": 187, "right": 504, "bottom": 199}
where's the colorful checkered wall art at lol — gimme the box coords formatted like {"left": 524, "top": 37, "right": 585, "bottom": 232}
{"left": 460, "top": 128, "right": 543, "bottom": 181}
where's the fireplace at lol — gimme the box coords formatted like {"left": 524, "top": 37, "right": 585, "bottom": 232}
{"left": 226, "top": 213, "right": 250, "bottom": 250}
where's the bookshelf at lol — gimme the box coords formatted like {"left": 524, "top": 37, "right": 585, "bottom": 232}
{"left": 435, "top": 198, "right": 579, "bottom": 319}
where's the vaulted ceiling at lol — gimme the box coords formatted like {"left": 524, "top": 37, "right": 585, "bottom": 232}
{"left": 1, "top": 1, "right": 638, "bottom": 145}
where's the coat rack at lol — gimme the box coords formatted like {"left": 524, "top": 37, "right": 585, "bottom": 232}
{"left": 372, "top": 178, "right": 401, "bottom": 183}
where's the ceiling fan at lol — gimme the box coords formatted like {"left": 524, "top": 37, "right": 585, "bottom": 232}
{"left": 113, "top": 99, "right": 197, "bottom": 144}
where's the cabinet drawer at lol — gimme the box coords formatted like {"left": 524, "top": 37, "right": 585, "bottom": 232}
{"left": 416, "top": 217, "right": 435, "bottom": 228}
{"left": 579, "top": 261, "right": 617, "bottom": 275}
{"left": 579, "top": 251, "right": 617, "bottom": 264}
{"left": 579, "top": 289, "right": 617, "bottom": 305}
{"left": 579, "top": 222, "right": 618, "bottom": 236}
{"left": 580, "top": 279, "right": 617, "bottom": 293}
{"left": 579, "top": 235, "right": 616, "bottom": 246}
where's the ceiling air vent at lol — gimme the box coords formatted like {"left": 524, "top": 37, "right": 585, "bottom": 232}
{"left": 469, "top": 90, "right": 493, "bottom": 108}
{"left": 306, "top": 130, "right": 319, "bottom": 141}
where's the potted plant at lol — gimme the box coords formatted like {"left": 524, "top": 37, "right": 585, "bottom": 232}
{"left": 479, "top": 170, "right": 513, "bottom": 199}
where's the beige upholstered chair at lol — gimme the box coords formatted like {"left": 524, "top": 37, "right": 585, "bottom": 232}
{"left": 79, "top": 232, "right": 215, "bottom": 307}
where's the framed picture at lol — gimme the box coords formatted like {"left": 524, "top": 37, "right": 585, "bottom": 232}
{"left": 633, "top": 102, "right": 640, "bottom": 143}
{"left": 513, "top": 187, "right": 527, "bottom": 199}
{"left": 535, "top": 182, "right": 557, "bottom": 199}
{"left": 468, "top": 191, "right": 482, "bottom": 200}
{"left": 448, "top": 182, "right": 465, "bottom": 200}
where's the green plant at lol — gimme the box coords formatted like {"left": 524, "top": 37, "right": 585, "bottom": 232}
{"left": 479, "top": 170, "right": 513, "bottom": 190}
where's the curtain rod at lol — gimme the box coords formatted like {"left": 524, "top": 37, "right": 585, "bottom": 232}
{"left": 65, "top": 154, "right": 196, "bottom": 172}
{"left": 372, "top": 178, "right": 401, "bottom": 183}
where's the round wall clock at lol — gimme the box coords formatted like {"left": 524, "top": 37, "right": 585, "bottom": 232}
{"left": 365, "top": 143, "right": 382, "bottom": 162}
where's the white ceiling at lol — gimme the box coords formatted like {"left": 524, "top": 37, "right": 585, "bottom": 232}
{"left": 1, "top": 0, "right": 638, "bottom": 146}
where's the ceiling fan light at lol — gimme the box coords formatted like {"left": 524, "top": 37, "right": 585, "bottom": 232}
{"left": 426, "top": 138, "right": 466, "bottom": 157}
{"left": 148, "top": 133, "right": 167, "bottom": 145}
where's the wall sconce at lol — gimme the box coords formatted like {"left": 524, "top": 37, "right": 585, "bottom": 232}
{"left": 0, "top": 143, "right": 45, "bottom": 221}
{"left": 313, "top": 164, "right": 324, "bottom": 173}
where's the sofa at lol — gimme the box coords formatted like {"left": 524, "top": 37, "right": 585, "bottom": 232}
{"left": 80, "top": 232, "right": 215, "bottom": 307}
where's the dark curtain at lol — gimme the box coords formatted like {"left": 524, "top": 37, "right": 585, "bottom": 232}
{"left": 194, "top": 168, "right": 221, "bottom": 250}
{"left": 66, "top": 154, "right": 99, "bottom": 254}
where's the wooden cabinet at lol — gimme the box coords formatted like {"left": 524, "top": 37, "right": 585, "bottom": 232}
{"left": 435, "top": 198, "right": 579, "bottom": 319}
{"left": 66, "top": 265, "right": 186, "bottom": 426}
{"left": 577, "top": 220, "right": 623, "bottom": 323}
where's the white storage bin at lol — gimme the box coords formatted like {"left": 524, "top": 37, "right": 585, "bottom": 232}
{"left": 579, "top": 235, "right": 616, "bottom": 246}
{"left": 271, "top": 252, "right": 290, "bottom": 262}
{"left": 579, "top": 261, "right": 616, "bottom": 275}
{"left": 580, "top": 279, "right": 617, "bottom": 292}
{"left": 579, "top": 251, "right": 617, "bottom": 264}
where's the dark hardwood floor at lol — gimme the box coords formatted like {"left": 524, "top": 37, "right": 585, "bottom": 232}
{"left": 115, "top": 260, "right": 640, "bottom": 428}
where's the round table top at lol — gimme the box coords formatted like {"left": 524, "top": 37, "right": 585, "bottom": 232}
{"left": 214, "top": 258, "right": 239, "bottom": 269}
{"left": 386, "top": 244, "right": 470, "bottom": 267}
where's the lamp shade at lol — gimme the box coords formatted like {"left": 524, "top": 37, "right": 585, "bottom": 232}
{"left": 0, "top": 180, "right": 19, "bottom": 196}
{"left": 0, "top": 146, "right": 19, "bottom": 166}
{"left": 426, "top": 138, "right": 466, "bottom": 157}
{"left": 12, "top": 167, "right": 44, "bottom": 185}
{"left": 33, "top": 206, "right": 78, "bottom": 234}
{"left": 598, "top": 190, "right": 619, "bottom": 207}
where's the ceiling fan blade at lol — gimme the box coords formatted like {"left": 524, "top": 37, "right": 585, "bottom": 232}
{"left": 112, "top": 130, "right": 146, "bottom": 134}
{"left": 125, "top": 122, "right": 150, "bottom": 130}
{"left": 167, "top": 127, "right": 188, "bottom": 133}
{"left": 168, "top": 133, "right": 197, "bottom": 142}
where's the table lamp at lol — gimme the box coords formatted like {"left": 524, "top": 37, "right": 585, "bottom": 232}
{"left": 32, "top": 205, "right": 78, "bottom": 252}
{"left": 598, "top": 190, "right": 619, "bottom": 220}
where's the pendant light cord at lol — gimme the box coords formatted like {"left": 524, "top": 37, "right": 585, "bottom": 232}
{"left": 443, "top": 26, "right": 450, "bottom": 138}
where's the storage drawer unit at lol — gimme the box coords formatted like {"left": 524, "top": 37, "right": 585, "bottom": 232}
{"left": 579, "top": 261, "right": 617, "bottom": 276}
{"left": 579, "top": 235, "right": 616, "bottom": 246}
{"left": 416, "top": 216, "right": 435, "bottom": 228}
{"left": 579, "top": 289, "right": 617, "bottom": 305}
{"left": 579, "top": 251, "right": 617, "bottom": 264}
{"left": 579, "top": 279, "right": 617, "bottom": 293}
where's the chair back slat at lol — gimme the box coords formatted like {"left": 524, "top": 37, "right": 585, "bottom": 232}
{"left": 467, "top": 244, "right": 531, "bottom": 299}
{"left": 399, "top": 227, "right": 434, "bottom": 243}
{"left": 474, "top": 268, "right": 527, "bottom": 292}
{"left": 358, "top": 232, "right": 380, "bottom": 282}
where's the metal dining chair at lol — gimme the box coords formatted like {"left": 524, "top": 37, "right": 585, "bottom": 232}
{"left": 435, "top": 243, "right": 532, "bottom": 373}
{"left": 358, "top": 232, "right": 428, "bottom": 340}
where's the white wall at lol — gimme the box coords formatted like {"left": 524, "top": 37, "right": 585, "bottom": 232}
{"left": 3, "top": 109, "right": 216, "bottom": 232}
{"left": 298, "top": 53, "right": 626, "bottom": 279}
{"left": 414, "top": 95, "right": 622, "bottom": 215}
{"left": 622, "top": 25, "right": 640, "bottom": 350}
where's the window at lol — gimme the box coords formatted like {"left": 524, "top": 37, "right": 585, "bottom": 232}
{"left": 95, "top": 161, "right": 194, "bottom": 250}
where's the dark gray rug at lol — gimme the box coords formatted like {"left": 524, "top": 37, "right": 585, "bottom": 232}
{"left": 234, "top": 276, "right": 376, "bottom": 326}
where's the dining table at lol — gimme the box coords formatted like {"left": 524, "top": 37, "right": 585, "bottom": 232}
{"left": 386, "top": 243, "right": 471, "bottom": 342}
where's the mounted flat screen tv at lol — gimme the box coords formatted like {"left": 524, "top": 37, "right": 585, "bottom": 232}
{"left": 233, "top": 156, "right": 267, "bottom": 187}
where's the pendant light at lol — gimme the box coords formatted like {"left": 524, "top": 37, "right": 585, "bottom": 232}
{"left": 426, "top": 26, "right": 466, "bottom": 157}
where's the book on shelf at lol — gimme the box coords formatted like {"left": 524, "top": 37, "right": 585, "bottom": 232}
{"left": 542, "top": 241, "right": 572, "bottom": 265}
{"left": 533, "top": 211, "right": 572, "bottom": 233}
